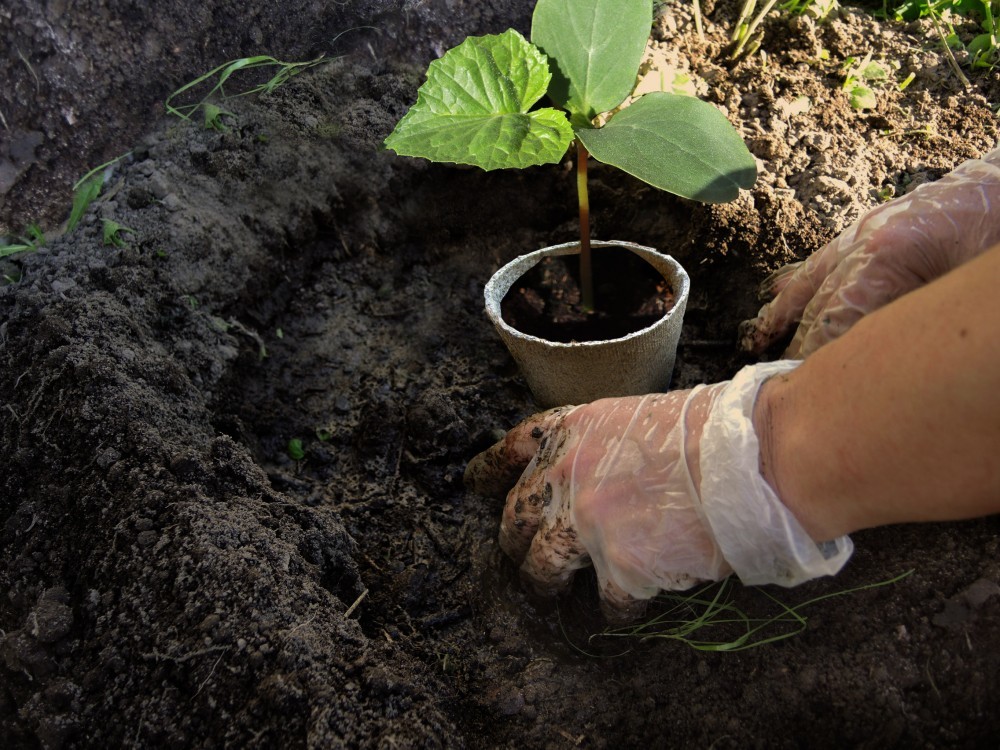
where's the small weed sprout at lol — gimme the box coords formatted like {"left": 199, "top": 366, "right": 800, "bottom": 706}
{"left": 944, "top": 0, "right": 999, "bottom": 71}
{"left": 165, "top": 27, "right": 374, "bottom": 129}
{"left": 165, "top": 55, "right": 328, "bottom": 130}
{"left": 69, "top": 173, "right": 104, "bottom": 233}
{"left": 875, "top": 183, "right": 897, "bottom": 201}
{"left": 840, "top": 53, "right": 907, "bottom": 110}
{"left": 101, "top": 219, "right": 135, "bottom": 248}
{"left": 729, "top": 0, "right": 783, "bottom": 61}
{"left": 1, "top": 153, "right": 131, "bottom": 265}
{"left": 729, "top": 0, "right": 840, "bottom": 62}
{"left": 898, "top": 70, "right": 918, "bottom": 89}
{"left": 69, "top": 153, "right": 132, "bottom": 232}
{"left": 884, "top": 0, "right": 998, "bottom": 83}
{"left": 201, "top": 102, "right": 235, "bottom": 132}
{"left": 781, "top": 0, "right": 840, "bottom": 19}
{"left": 287, "top": 438, "right": 306, "bottom": 461}
{"left": 1, "top": 224, "right": 45, "bottom": 259}
{"left": 967, "top": 0, "right": 999, "bottom": 69}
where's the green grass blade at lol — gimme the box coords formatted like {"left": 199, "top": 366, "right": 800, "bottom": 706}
{"left": 165, "top": 55, "right": 328, "bottom": 125}
{"left": 72, "top": 152, "right": 130, "bottom": 191}
{"left": 0, "top": 243, "right": 34, "bottom": 259}
{"left": 67, "top": 174, "right": 103, "bottom": 233}
{"left": 592, "top": 570, "right": 913, "bottom": 653}
{"left": 101, "top": 219, "right": 135, "bottom": 248}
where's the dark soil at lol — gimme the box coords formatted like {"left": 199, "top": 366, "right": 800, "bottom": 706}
{"left": 2, "top": 1, "right": 1000, "bottom": 748}
{"left": 500, "top": 248, "right": 676, "bottom": 342}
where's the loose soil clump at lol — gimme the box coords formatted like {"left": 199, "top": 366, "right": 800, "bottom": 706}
{"left": 2, "top": 1, "right": 999, "bottom": 748}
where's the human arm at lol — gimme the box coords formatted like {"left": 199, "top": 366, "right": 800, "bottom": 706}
{"left": 466, "top": 243, "right": 1000, "bottom": 620}
{"left": 757, "top": 241, "right": 1000, "bottom": 541}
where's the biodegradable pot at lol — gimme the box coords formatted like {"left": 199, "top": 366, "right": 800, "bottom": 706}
{"left": 485, "top": 240, "right": 690, "bottom": 407}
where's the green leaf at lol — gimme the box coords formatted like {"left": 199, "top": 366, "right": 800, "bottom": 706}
{"left": 849, "top": 85, "right": 877, "bottom": 110}
{"left": 532, "top": 0, "right": 652, "bottom": 124}
{"left": 861, "top": 61, "right": 888, "bottom": 81}
{"left": 67, "top": 174, "right": 103, "bottom": 232}
{"left": 102, "top": 219, "right": 135, "bottom": 248}
{"left": 25, "top": 224, "right": 45, "bottom": 245}
{"left": 577, "top": 92, "right": 757, "bottom": 203}
{"left": 202, "top": 102, "right": 234, "bottom": 131}
{"left": 0, "top": 223, "right": 45, "bottom": 259}
{"left": 968, "top": 33, "right": 991, "bottom": 55}
{"left": 0, "top": 243, "right": 33, "bottom": 259}
{"left": 384, "top": 30, "right": 573, "bottom": 170}
{"left": 287, "top": 438, "right": 305, "bottom": 461}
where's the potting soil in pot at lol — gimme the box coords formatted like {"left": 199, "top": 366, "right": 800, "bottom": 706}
{"left": 500, "top": 247, "right": 678, "bottom": 342}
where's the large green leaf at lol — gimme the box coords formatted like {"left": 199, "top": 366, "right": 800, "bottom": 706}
{"left": 577, "top": 92, "right": 757, "bottom": 203}
{"left": 384, "top": 30, "right": 573, "bottom": 170}
{"left": 531, "top": 0, "right": 652, "bottom": 125}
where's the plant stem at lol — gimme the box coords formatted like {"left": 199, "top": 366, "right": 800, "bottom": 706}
{"left": 576, "top": 139, "right": 594, "bottom": 311}
{"left": 729, "top": 0, "right": 779, "bottom": 61}
{"left": 692, "top": 0, "right": 705, "bottom": 41}
{"left": 928, "top": 7, "right": 971, "bottom": 89}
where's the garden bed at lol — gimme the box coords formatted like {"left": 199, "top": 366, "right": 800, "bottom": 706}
{"left": 2, "top": 0, "right": 1000, "bottom": 747}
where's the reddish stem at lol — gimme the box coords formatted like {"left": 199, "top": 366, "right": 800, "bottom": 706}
{"left": 576, "top": 140, "right": 593, "bottom": 311}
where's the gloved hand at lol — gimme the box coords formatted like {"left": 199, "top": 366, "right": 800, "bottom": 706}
{"left": 741, "top": 146, "right": 1000, "bottom": 358}
{"left": 465, "top": 361, "right": 853, "bottom": 622}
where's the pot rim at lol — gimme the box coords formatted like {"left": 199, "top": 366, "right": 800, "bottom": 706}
{"left": 484, "top": 239, "right": 691, "bottom": 349}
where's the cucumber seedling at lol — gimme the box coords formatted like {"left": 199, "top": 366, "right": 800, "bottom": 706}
{"left": 385, "top": 0, "right": 756, "bottom": 310}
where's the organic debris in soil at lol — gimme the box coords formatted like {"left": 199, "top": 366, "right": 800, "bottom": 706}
{"left": 500, "top": 247, "right": 676, "bottom": 342}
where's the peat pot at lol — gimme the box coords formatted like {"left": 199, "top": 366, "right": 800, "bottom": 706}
{"left": 485, "top": 240, "right": 690, "bottom": 408}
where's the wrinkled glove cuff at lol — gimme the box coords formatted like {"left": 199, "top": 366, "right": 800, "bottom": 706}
{"left": 699, "top": 361, "right": 854, "bottom": 587}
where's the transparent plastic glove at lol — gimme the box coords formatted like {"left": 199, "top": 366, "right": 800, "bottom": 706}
{"left": 741, "top": 146, "right": 1000, "bottom": 358}
{"left": 465, "top": 362, "right": 852, "bottom": 622}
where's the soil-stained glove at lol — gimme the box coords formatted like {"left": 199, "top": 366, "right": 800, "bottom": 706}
{"left": 465, "top": 362, "right": 852, "bottom": 622}
{"left": 741, "top": 146, "right": 1000, "bottom": 358}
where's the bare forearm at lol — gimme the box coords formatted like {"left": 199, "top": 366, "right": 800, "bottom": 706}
{"left": 756, "top": 243, "right": 1000, "bottom": 540}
